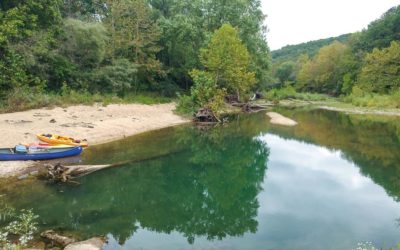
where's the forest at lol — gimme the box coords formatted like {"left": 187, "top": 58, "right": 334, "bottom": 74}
{"left": 0, "top": 0, "right": 270, "bottom": 111}
{"left": 271, "top": 5, "right": 400, "bottom": 108}
{"left": 1, "top": 1, "right": 400, "bottom": 114}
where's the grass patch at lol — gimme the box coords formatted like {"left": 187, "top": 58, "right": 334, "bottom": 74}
{"left": 0, "top": 88, "right": 174, "bottom": 113}
{"left": 120, "top": 92, "right": 174, "bottom": 105}
{"left": 264, "top": 86, "right": 331, "bottom": 101}
{"left": 342, "top": 87, "right": 400, "bottom": 108}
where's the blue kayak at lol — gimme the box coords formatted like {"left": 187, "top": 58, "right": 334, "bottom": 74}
{"left": 0, "top": 146, "right": 83, "bottom": 161}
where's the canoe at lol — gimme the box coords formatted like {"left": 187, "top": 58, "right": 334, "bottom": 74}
{"left": 21, "top": 142, "right": 75, "bottom": 149}
{"left": 0, "top": 146, "right": 83, "bottom": 161}
{"left": 37, "top": 134, "right": 89, "bottom": 147}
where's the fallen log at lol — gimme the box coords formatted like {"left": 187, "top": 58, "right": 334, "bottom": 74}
{"left": 40, "top": 163, "right": 112, "bottom": 183}
{"left": 62, "top": 164, "right": 113, "bottom": 178}
{"left": 40, "top": 149, "right": 186, "bottom": 182}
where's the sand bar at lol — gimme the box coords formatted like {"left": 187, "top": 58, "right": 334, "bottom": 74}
{"left": 0, "top": 103, "right": 189, "bottom": 178}
{"left": 266, "top": 112, "right": 298, "bottom": 126}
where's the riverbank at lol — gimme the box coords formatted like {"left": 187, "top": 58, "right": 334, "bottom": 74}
{"left": 261, "top": 99, "right": 400, "bottom": 116}
{"left": 0, "top": 103, "right": 189, "bottom": 178}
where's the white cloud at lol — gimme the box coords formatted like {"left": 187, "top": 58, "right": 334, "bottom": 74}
{"left": 261, "top": 0, "right": 400, "bottom": 50}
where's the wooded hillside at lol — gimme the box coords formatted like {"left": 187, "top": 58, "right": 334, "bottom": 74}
{"left": 270, "top": 5, "right": 400, "bottom": 108}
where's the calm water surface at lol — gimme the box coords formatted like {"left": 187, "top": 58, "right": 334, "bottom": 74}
{"left": 2, "top": 109, "right": 400, "bottom": 250}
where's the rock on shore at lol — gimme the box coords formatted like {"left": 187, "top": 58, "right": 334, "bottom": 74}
{"left": 64, "top": 238, "right": 105, "bottom": 250}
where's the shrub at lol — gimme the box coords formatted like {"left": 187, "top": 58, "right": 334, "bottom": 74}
{"left": 344, "top": 87, "right": 400, "bottom": 108}
{"left": 0, "top": 208, "right": 39, "bottom": 249}
{"left": 264, "top": 85, "right": 328, "bottom": 101}
{"left": 62, "top": 19, "right": 108, "bottom": 69}
{"left": 4, "top": 87, "right": 54, "bottom": 112}
{"left": 90, "top": 59, "right": 138, "bottom": 95}
{"left": 177, "top": 69, "right": 226, "bottom": 117}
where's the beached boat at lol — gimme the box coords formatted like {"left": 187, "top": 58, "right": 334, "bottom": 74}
{"left": 0, "top": 146, "right": 83, "bottom": 161}
{"left": 29, "top": 142, "right": 75, "bottom": 148}
{"left": 37, "top": 134, "right": 89, "bottom": 147}
{"left": 21, "top": 142, "right": 75, "bottom": 149}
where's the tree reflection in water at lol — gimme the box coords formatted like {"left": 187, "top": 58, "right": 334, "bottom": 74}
{"left": 4, "top": 120, "right": 269, "bottom": 245}
{"left": 3, "top": 109, "right": 400, "bottom": 249}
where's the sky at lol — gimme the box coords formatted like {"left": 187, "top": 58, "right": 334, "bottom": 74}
{"left": 261, "top": 0, "right": 400, "bottom": 50}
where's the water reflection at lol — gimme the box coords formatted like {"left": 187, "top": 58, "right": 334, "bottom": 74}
{"left": 256, "top": 134, "right": 400, "bottom": 250}
{"left": 2, "top": 109, "right": 400, "bottom": 250}
{"left": 4, "top": 121, "right": 269, "bottom": 245}
{"left": 269, "top": 108, "right": 400, "bottom": 201}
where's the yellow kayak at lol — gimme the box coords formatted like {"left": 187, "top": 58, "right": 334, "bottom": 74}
{"left": 37, "top": 134, "right": 89, "bottom": 147}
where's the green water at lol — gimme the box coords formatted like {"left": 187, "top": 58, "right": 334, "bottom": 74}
{"left": 2, "top": 109, "right": 400, "bottom": 250}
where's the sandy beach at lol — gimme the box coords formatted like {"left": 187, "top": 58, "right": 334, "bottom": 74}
{"left": 0, "top": 103, "right": 189, "bottom": 178}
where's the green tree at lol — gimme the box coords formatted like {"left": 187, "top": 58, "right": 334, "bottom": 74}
{"left": 150, "top": 0, "right": 270, "bottom": 89}
{"left": 156, "top": 14, "right": 206, "bottom": 89}
{"left": 203, "top": 0, "right": 270, "bottom": 87}
{"left": 338, "top": 49, "right": 361, "bottom": 95}
{"left": 356, "top": 41, "right": 400, "bottom": 94}
{"left": 297, "top": 41, "right": 348, "bottom": 94}
{"left": 0, "top": 0, "right": 62, "bottom": 98}
{"left": 60, "top": 0, "right": 107, "bottom": 20}
{"left": 275, "top": 61, "right": 296, "bottom": 84}
{"left": 91, "top": 58, "right": 138, "bottom": 94}
{"left": 104, "top": 0, "right": 164, "bottom": 89}
{"left": 200, "top": 24, "right": 256, "bottom": 101}
{"left": 296, "top": 57, "right": 314, "bottom": 91}
{"left": 353, "top": 6, "right": 400, "bottom": 52}
{"left": 62, "top": 18, "right": 108, "bottom": 69}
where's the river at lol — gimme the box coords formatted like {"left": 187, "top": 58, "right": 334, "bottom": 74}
{"left": 1, "top": 108, "right": 400, "bottom": 250}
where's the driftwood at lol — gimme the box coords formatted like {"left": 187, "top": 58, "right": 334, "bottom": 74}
{"left": 194, "top": 108, "right": 220, "bottom": 123}
{"left": 40, "top": 149, "right": 186, "bottom": 183}
{"left": 41, "top": 230, "right": 76, "bottom": 247}
{"left": 41, "top": 163, "right": 112, "bottom": 183}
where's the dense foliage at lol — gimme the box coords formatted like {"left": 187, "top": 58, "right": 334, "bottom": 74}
{"left": 270, "top": 5, "right": 400, "bottom": 108}
{"left": 0, "top": 0, "right": 270, "bottom": 111}
{"left": 356, "top": 41, "right": 400, "bottom": 94}
{"left": 297, "top": 41, "right": 349, "bottom": 94}
{"left": 353, "top": 6, "right": 400, "bottom": 52}
{"left": 2, "top": 1, "right": 400, "bottom": 112}
{"left": 177, "top": 24, "right": 256, "bottom": 117}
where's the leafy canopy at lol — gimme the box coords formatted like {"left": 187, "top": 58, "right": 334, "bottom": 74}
{"left": 357, "top": 41, "right": 400, "bottom": 94}
{"left": 200, "top": 23, "right": 256, "bottom": 101}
